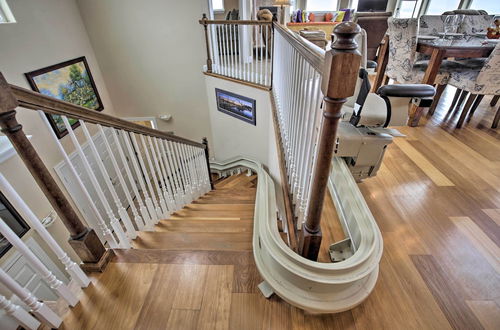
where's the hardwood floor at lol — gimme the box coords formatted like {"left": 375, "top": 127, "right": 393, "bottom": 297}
{"left": 61, "top": 90, "right": 499, "bottom": 329}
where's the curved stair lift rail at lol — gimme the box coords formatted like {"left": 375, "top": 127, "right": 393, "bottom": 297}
{"left": 211, "top": 156, "right": 382, "bottom": 314}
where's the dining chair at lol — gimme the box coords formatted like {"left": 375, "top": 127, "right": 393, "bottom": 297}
{"left": 419, "top": 15, "right": 446, "bottom": 35}
{"left": 353, "top": 12, "right": 392, "bottom": 61}
{"left": 446, "top": 42, "right": 500, "bottom": 128}
{"left": 458, "top": 15, "right": 494, "bottom": 35}
{"left": 386, "top": 18, "right": 464, "bottom": 85}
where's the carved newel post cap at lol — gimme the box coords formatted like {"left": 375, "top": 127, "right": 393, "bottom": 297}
{"left": 331, "top": 22, "right": 361, "bottom": 50}
{"left": 202, "top": 13, "right": 207, "bottom": 20}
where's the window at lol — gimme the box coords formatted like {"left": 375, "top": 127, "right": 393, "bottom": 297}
{"left": 468, "top": 0, "right": 500, "bottom": 14}
{"left": 0, "top": 0, "right": 15, "bottom": 24}
{"left": 396, "top": 0, "right": 423, "bottom": 18}
{"left": 425, "top": 0, "right": 460, "bottom": 15}
{"left": 306, "top": 0, "right": 339, "bottom": 12}
{"left": 212, "top": 0, "right": 224, "bottom": 12}
{"left": 0, "top": 192, "right": 30, "bottom": 257}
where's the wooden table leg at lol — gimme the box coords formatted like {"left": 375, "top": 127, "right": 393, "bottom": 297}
{"left": 372, "top": 35, "right": 389, "bottom": 93}
{"left": 408, "top": 48, "right": 445, "bottom": 127}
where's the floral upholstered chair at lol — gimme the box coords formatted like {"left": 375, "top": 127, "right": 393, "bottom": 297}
{"left": 419, "top": 15, "right": 446, "bottom": 35}
{"left": 458, "top": 15, "right": 495, "bottom": 35}
{"left": 447, "top": 43, "right": 500, "bottom": 128}
{"left": 386, "top": 18, "right": 463, "bottom": 85}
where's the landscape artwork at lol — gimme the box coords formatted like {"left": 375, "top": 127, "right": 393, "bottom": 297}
{"left": 25, "top": 56, "right": 104, "bottom": 138}
{"left": 215, "top": 88, "right": 256, "bottom": 126}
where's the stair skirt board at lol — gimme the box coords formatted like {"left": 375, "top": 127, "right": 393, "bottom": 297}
{"left": 210, "top": 156, "right": 382, "bottom": 314}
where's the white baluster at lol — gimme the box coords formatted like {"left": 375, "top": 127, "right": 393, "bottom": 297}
{"left": 228, "top": 23, "right": 234, "bottom": 77}
{"left": 152, "top": 137, "right": 176, "bottom": 210}
{"left": 37, "top": 111, "right": 117, "bottom": 249}
{"left": 167, "top": 140, "right": 189, "bottom": 204}
{"left": 264, "top": 25, "right": 268, "bottom": 86}
{"left": 184, "top": 145, "right": 200, "bottom": 198}
{"left": 80, "top": 121, "right": 136, "bottom": 241}
{"left": 0, "top": 218, "right": 78, "bottom": 306}
{"left": 99, "top": 125, "right": 143, "bottom": 234}
{"left": 111, "top": 128, "right": 149, "bottom": 230}
{"left": 0, "top": 294, "right": 40, "bottom": 330}
{"left": 148, "top": 136, "right": 174, "bottom": 214}
{"left": 0, "top": 268, "right": 61, "bottom": 328}
{"left": 158, "top": 139, "right": 182, "bottom": 210}
{"left": 130, "top": 133, "right": 162, "bottom": 222}
{"left": 121, "top": 131, "right": 156, "bottom": 229}
{"left": 180, "top": 144, "right": 196, "bottom": 198}
{"left": 62, "top": 116, "right": 129, "bottom": 248}
{"left": 173, "top": 142, "right": 192, "bottom": 202}
{"left": 140, "top": 135, "right": 169, "bottom": 218}
{"left": 0, "top": 173, "right": 90, "bottom": 288}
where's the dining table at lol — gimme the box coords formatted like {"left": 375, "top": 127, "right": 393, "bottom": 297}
{"left": 372, "top": 35, "right": 497, "bottom": 125}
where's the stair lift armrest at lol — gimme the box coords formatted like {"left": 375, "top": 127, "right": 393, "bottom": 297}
{"left": 376, "top": 84, "right": 436, "bottom": 127}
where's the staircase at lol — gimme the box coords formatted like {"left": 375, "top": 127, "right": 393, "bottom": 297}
{"left": 132, "top": 173, "right": 257, "bottom": 251}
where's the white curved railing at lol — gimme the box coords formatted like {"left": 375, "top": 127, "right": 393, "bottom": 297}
{"left": 210, "top": 156, "right": 382, "bottom": 313}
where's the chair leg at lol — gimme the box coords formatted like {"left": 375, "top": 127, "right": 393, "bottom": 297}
{"left": 493, "top": 106, "right": 500, "bottom": 129}
{"left": 457, "top": 94, "right": 476, "bottom": 128}
{"left": 467, "top": 94, "right": 484, "bottom": 122}
{"left": 491, "top": 95, "right": 499, "bottom": 107}
{"left": 447, "top": 88, "right": 463, "bottom": 113}
{"left": 428, "top": 84, "right": 446, "bottom": 116}
{"left": 453, "top": 90, "right": 470, "bottom": 114}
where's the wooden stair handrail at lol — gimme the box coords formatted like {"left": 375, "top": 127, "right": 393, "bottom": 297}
{"left": 198, "top": 19, "right": 273, "bottom": 25}
{"left": 9, "top": 84, "right": 205, "bottom": 148}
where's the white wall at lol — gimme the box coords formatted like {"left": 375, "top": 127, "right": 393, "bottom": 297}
{"left": 76, "top": 0, "right": 213, "bottom": 145}
{"left": 0, "top": 0, "right": 117, "bottom": 266}
{"left": 205, "top": 75, "right": 271, "bottom": 165}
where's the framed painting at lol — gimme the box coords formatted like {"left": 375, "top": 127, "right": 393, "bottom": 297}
{"left": 215, "top": 88, "right": 256, "bottom": 126}
{"left": 0, "top": 191, "right": 30, "bottom": 258}
{"left": 25, "top": 56, "right": 104, "bottom": 139}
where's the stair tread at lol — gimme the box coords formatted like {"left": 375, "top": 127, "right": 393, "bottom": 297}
{"left": 133, "top": 231, "right": 252, "bottom": 251}
{"left": 154, "top": 219, "right": 253, "bottom": 233}
{"left": 112, "top": 249, "right": 255, "bottom": 265}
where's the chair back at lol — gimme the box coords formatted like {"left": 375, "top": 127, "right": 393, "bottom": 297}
{"left": 459, "top": 15, "right": 495, "bottom": 35}
{"left": 386, "top": 18, "right": 418, "bottom": 83}
{"left": 419, "top": 15, "right": 446, "bottom": 35}
{"left": 476, "top": 43, "right": 500, "bottom": 92}
{"left": 353, "top": 12, "right": 392, "bottom": 60}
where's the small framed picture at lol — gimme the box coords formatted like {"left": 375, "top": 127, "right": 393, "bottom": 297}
{"left": 25, "top": 56, "right": 104, "bottom": 139}
{"left": 215, "top": 88, "right": 256, "bottom": 126}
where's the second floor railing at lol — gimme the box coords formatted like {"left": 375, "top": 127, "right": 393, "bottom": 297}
{"left": 199, "top": 15, "right": 273, "bottom": 88}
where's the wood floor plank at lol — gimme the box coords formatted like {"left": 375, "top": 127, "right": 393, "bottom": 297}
{"left": 450, "top": 216, "right": 500, "bottom": 274}
{"left": 392, "top": 138, "right": 455, "bottom": 186}
{"left": 133, "top": 264, "right": 182, "bottom": 329}
{"left": 197, "top": 265, "right": 234, "bottom": 330}
{"left": 261, "top": 295, "right": 292, "bottom": 330}
{"left": 133, "top": 232, "right": 252, "bottom": 251}
{"left": 466, "top": 300, "right": 500, "bottom": 330}
{"left": 228, "top": 293, "right": 265, "bottom": 330}
{"left": 60, "top": 263, "right": 158, "bottom": 330}
{"left": 155, "top": 219, "right": 253, "bottom": 233}
{"left": 172, "top": 264, "right": 209, "bottom": 310}
{"left": 166, "top": 309, "right": 199, "bottom": 330}
{"left": 410, "top": 254, "right": 483, "bottom": 330}
{"left": 232, "top": 264, "right": 261, "bottom": 293}
{"left": 482, "top": 209, "right": 500, "bottom": 226}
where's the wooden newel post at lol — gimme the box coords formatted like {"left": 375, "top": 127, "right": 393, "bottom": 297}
{"left": 202, "top": 137, "right": 214, "bottom": 190}
{"left": 299, "top": 22, "right": 361, "bottom": 261}
{"left": 0, "top": 73, "right": 110, "bottom": 271}
{"left": 201, "top": 13, "right": 213, "bottom": 73}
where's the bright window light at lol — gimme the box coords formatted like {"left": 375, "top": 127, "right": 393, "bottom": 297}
{"left": 469, "top": 0, "right": 500, "bottom": 15}
{"left": 212, "top": 0, "right": 224, "bottom": 12}
{"left": 306, "top": 0, "right": 339, "bottom": 12}
{"left": 397, "top": 0, "right": 422, "bottom": 18}
{"left": 0, "top": 0, "right": 15, "bottom": 24}
{"left": 425, "top": 0, "right": 460, "bottom": 15}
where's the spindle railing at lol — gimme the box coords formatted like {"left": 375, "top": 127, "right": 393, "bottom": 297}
{"left": 0, "top": 73, "right": 212, "bottom": 271}
{"left": 199, "top": 15, "right": 273, "bottom": 88}
{"left": 271, "top": 23, "right": 361, "bottom": 260}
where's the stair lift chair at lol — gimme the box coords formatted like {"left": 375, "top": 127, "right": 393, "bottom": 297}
{"left": 334, "top": 29, "right": 436, "bottom": 181}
